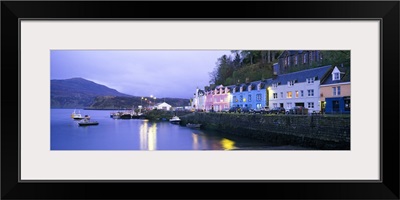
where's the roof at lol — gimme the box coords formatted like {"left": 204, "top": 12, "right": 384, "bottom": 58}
{"left": 321, "top": 66, "right": 351, "bottom": 85}
{"left": 270, "top": 65, "right": 333, "bottom": 84}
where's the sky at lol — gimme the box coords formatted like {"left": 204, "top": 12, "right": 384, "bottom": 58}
{"left": 51, "top": 50, "right": 232, "bottom": 99}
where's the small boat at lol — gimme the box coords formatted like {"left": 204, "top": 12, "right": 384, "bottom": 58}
{"left": 169, "top": 116, "right": 181, "bottom": 124}
{"left": 78, "top": 118, "right": 99, "bottom": 126}
{"left": 186, "top": 123, "right": 201, "bottom": 128}
{"left": 71, "top": 109, "right": 85, "bottom": 120}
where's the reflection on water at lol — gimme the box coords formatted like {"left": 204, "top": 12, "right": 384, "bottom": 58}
{"left": 220, "top": 138, "right": 236, "bottom": 150}
{"left": 51, "top": 109, "right": 314, "bottom": 150}
{"left": 139, "top": 121, "right": 157, "bottom": 150}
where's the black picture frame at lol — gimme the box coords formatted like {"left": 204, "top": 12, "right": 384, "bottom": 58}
{"left": 2, "top": 1, "right": 399, "bottom": 199}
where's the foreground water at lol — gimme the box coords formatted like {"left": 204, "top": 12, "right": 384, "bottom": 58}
{"left": 51, "top": 109, "right": 313, "bottom": 150}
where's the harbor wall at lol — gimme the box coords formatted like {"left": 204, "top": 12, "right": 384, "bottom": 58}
{"left": 179, "top": 113, "right": 350, "bottom": 150}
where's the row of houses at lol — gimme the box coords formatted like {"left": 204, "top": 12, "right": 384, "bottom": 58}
{"left": 191, "top": 63, "right": 350, "bottom": 114}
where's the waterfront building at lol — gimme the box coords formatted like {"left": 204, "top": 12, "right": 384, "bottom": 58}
{"left": 320, "top": 66, "right": 351, "bottom": 114}
{"left": 192, "top": 88, "right": 206, "bottom": 111}
{"left": 210, "top": 84, "right": 230, "bottom": 112}
{"left": 204, "top": 88, "right": 214, "bottom": 111}
{"left": 154, "top": 102, "right": 172, "bottom": 111}
{"left": 268, "top": 65, "right": 333, "bottom": 113}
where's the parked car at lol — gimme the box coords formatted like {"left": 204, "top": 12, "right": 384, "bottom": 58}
{"left": 241, "top": 107, "right": 251, "bottom": 113}
{"left": 287, "top": 106, "right": 308, "bottom": 115}
{"left": 228, "top": 107, "right": 240, "bottom": 113}
{"left": 267, "top": 107, "right": 286, "bottom": 114}
{"left": 251, "top": 106, "right": 270, "bottom": 114}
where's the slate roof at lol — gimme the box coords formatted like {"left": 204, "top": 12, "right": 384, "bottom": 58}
{"left": 321, "top": 66, "right": 351, "bottom": 85}
{"left": 270, "top": 65, "right": 333, "bottom": 84}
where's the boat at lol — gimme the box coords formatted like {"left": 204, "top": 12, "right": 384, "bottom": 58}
{"left": 71, "top": 109, "right": 85, "bottom": 120}
{"left": 186, "top": 123, "right": 201, "bottom": 128}
{"left": 169, "top": 116, "right": 181, "bottom": 124}
{"left": 78, "top": 118, "right": 99, "bottom": 126}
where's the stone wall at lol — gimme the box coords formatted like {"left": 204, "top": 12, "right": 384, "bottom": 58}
{"left": 180, "top": 113, "right": 350, "bottom": 150}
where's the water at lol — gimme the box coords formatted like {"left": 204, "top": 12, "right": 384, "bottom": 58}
{"left": 51, "top": 109, "right": 312, "bottom": 150}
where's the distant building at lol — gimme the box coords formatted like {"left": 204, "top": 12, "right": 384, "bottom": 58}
{"left": 154, "top": 102, "right": 172, "bottom": 111}
{"left": 192, "top": 88, "right": 206, "bottom": 111}
{"left": 277, "top": 50, "right": 323, "bottom": 74}
{"left": 320, "top": 66, "right": 351, "bottom": 114}
{"left": 230, "top": 80, "right": 269, "bottom": 110}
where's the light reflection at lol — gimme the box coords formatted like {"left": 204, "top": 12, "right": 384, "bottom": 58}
{"left": 139, "top": 122, "right": 157, "bottom": 150}
{"left": 192, "top": 133, "right": 199, "bottom": 150}
{"left": 220, "top": 138, "right": 236, "bottom": 150}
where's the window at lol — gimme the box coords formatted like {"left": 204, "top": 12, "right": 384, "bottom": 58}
{"left": 240, "top": 87, "right": 243, "bottom": 92}
{"left": 307, "top": 89, "right": 314, "bottom": 96}
{"left": 287, "top": 91, "right": 292, "bottom": 98}
{"left": 257, "top": 84, "right": 261, "bottom": 91}
{"left": 295, "top": 91, "right": 299, "bottom": 98}
{"left": 272, "top": 83, "right": 278, "bottom": 88}
{"left": 303, "top": 54, "right": 307, "bottom": 63}
{"left": 294, "top": 56, "right": 298, "bottom": 65}
{"left": 233, "top": 88, "right": 236, "bottom": 93}
{"left": 273, "top": 93, "right": 278, "bottom": 99}
{"left": 248, "top": 95, "right": 252, "bottom": 102}
{"left": 280, "top": 92, "right": 283, "bottom": 98}
{"left": 256, "top": 94, "right": 262, "bottom": 101}
{"left": 288, "top": 80, "right": 294, "bottom": 86}
{"left": 273, "top": 103, "right": 278, "bottom": 108}
{"left": 256, "top": 103, "right": 262, "bottom": 109}
{"left": 240, "top": 95, "right": 243, "bottom": 102}
{"left": 248, "top": 85, "right": 251, "bottom": 91}
{"left": 307, "top": 77, "right": 315, "bottom": 84}
{"left": 333, "top": 86, "right": 342, "bottom": 96}
{"left": 307, "top": 102, "right": 314, "bottom": 108}
{"left": 233, "top": 96, "right": 237, "bottom": 102}
{"left": 287, "top": 102, "right": 292, "bottom": 109}
{"left": 301, "top": 90, "right": 304, "bottom": 97}
{"left": 333, "top": 72, "right": 340, "bottom": 80}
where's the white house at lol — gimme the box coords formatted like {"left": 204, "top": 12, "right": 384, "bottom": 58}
{"left": 268, "top": 65, "right": 333, "bottom": 113}
{"left": 154, "top": 102, "right": 172, "bottom": 111}
{"left": 192, "top": 88, "right": 206, "bottom": 111}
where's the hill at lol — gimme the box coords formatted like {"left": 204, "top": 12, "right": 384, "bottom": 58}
{"left": 51, "top": 77, "right": 190, "bottom": 109}
{"left": 51, "top": 77, "right": 131, "bottom": 108}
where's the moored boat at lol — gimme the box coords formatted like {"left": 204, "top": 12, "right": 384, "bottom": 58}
{"left": 186, "top": 123, "right": 201, "bottom": 128}
{"left": 169, "top": 116, "right": 181, "bottom": 124}
{"left": 78, "top": 118, "right": 99, "bottom": 126}
{"left": 71, "top": 109, "right": 85, "bottom": 120}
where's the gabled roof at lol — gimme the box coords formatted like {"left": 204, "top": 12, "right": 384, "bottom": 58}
{"left": 270, "top": 65, "right": 333, "bottom": 84}
{"left": 321, "top": 66, "right": 351, "bottom": 85}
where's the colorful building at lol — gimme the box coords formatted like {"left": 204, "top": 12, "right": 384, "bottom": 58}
{"left": 268, "top": 65, "right": 333, "bottom": 113}
{"left": 320, "top": 66, "right": 351, "bottom": 114}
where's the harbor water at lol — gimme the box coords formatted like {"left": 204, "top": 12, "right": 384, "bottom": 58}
{"left": 51, "top": 109, "right": 313, "bottom": 150}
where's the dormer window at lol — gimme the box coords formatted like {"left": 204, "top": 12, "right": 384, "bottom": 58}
{"left": 332, "top": 66, "right": 341, "bottom": 81}
{"left": 272, "top": 83, "right": 278, "bottom": 88}
{"left": 233, "top": 88, "right": 236, "bottom": 93}
{"left": 248, "top": 85, "right": 251, "bottom": 91}
{"left": 333, "top": 72, "right": 340, "bottom": 80}
{"left": 303, "top": 54, "right": 307, "bottom": 63}
{"left": 288, "top": 80, "right": 295, "bottom": 87}
{"left": 257, "top": 83, "right": 261, "bottom": 91}
{"left": 307, "top": 77, "right": 315, "bottom": 84}
{"left": 240, "top": 87, "right": 243, "bottom": 93}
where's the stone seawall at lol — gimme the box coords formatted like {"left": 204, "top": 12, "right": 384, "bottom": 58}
{"left": 180, "top": 113, "right": 350, "bottom": 150}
